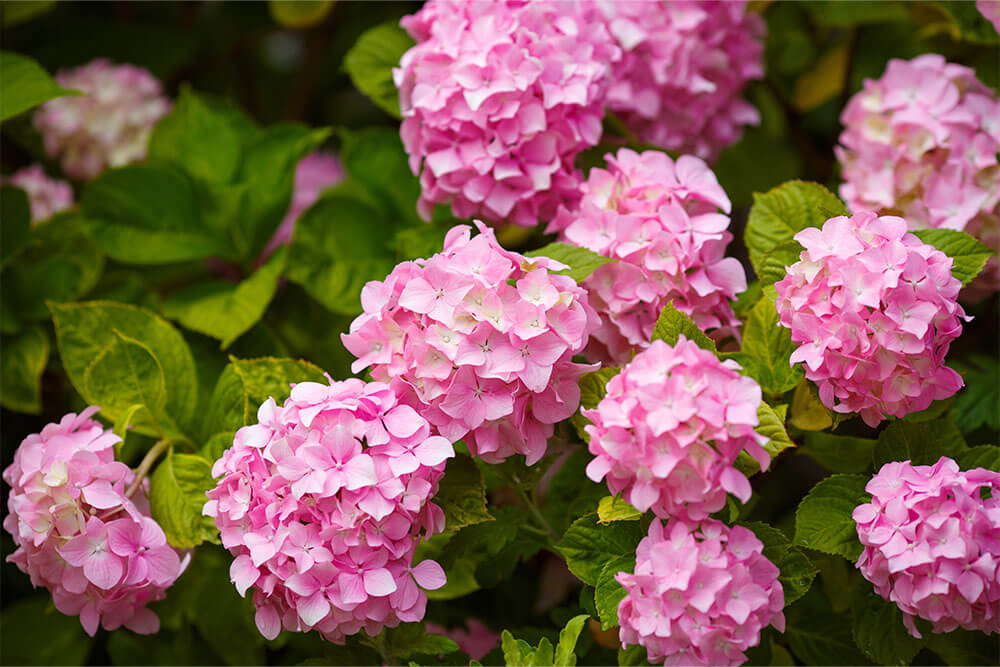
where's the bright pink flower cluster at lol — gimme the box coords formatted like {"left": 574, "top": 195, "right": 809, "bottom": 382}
{"left": 343, "top": 223, "right": 599, "bottom": 464}
{"left": 427, "top": 619, "right": 501, "bottom": 661}
{"left": 979, "top": 0, "right": 1000, "bottom": 33}
{"left": 394, "top": 0, "right": 620, "bottom": 226}
{"left": 204, "top": 378, "right": 454, "bottom": 643}
{"left": 617, "top": 519, "right": 785, "bottom": 666}
{"left": 598, "top": 0, "right": 765, "bottom": 161}
{"left": 4, "top": 164, "right": 73, "bottom": 223}
{"left": 774, "top": 212, "right": 966, "bottom": 427}
{"left": 853, "top": 457, "right": 1000, "bottom": 637}
{"left": 584, "top": 337, "right": 768, "bottom": 520}
{"left": 261, "top": 151, "right": 344, "bottom": 260}
{"left": 836, "top": 54, "right": 1000, "bottom": 297}
{"left": 3, "top": 407, "right": 185, "bottom": 636}
{"left": 33, "top": 59, "right": 171, "bottom": 181}
{"left": 552, "top": 149, "right": 744, "bottom": 363}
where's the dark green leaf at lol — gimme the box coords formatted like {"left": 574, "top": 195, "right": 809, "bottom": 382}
{"left": 0, "top": 324, "right": 48, "bottom": 413}
{"left": 801, "top": 432, "right": 875, "bottom": 474}
{"left": 757, "top": 240, "right": 803, "bottom": 288}
{"left": 617, "top": 644, "right": 649, "bottom": 666}
{"left": 1, "top": 185, "right": 31, "bottom": 265}
{"left": 924, "top": 0, "right": 1000, "bottom": 44}
{"left": 872, "top": 418, "right": 967, "bottom": 469}
{"left": 384, "top": 624, "right": 459, "bottom": 660}
{"left": 793, "top": 473, "right": 869, "bottom": 560}
{"left": 1, "top": 1, "right": 57, "bottom": 27}
{"left": 149, "top": 450, "right": 217, "bottom": 548}
{"left": 957, "top": 445, "right": 1000, "bottom": 473}
{"left": 338, "top": 127, "right": 420, "bottom": 223}
{"left": 926, "top": 628, "right": 1000, "bottom": 666}
{"left": 556, "top": 513, "right": 644, "bottom": 587}
{"left": 785, "top": 608, "right": 871, "bottom": 666}
{"left": 911, "top": 229, "right": 993, "bottom": 286}
{"left": 594, "top": 555, "right": 632, "bottom": 630}
{"left": 543, "top": 448, "right": 606, "bottom": 534}
{"left": 435, "top": 454, "right": 493, "bottom": 534}
{"left": 0, "top": 596, "right": 93, "bottom": 665}
{"left": 0, "top": 51, "right": 77, "bottom": 121}
{"left": 744, "top": 522, "right": 817, "bottom": 605}
{"left": 525, "top": 242, "right": 615, "bottom": 283}
{"left": 952, "top": 354, "right": 1000, "bottom": 434}
{"left": 343, "top": 22, "right": 414, "bottom": 118}
{"left": 650, "top": 301, "right": 717, "bottom": 353}
{"left": 851, "top": 580, "right": 926, "bottom": 665}
{"left": 732, "top": 297, "right": 802, "bottom": 397}
{"left": 803, "top": 0, "right": 910, "bottom": 26}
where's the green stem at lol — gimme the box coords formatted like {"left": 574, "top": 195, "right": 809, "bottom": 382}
{"left": 513, "top": 478, "right": 560, "bottom": 545}
{"left": 125, "top": 439, "right": 171, "bottom": 499}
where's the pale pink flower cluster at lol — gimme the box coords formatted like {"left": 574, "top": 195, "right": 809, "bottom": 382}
{"left": 204, "top": 378, "right": 453, "bottom": 643}
{"left": 979, "top": 0, "right": 1000, "bottom": 33}
{"left": 552, "top": 149, "right": 745, "bottom": 363}
{"left": 394, "top": 0, "right": 620, "bottom": 226}
{"left": 426, "top": 619, "right": 501, "bottom": 661}
{"left": 33, "top": 59, "right": 171, "bottom": 181}
{"left": 774, "top": 212, "right": 966, "bottom": 427}
{"left": 598, "top": 0, "right": 765, "bottom": 161}
{"left": 4, "top": 164, "right": 73, "bottom": 223}
{"left": 3, "top": 408, "right": 185, "bottom": 636}
{"left": 836, "top": 54, "right": 1000, "bottom": 297}
{"left": 617, "top": 519, "right": 785, "bottom": 666}
{"left": 261, "top": 151, "right": 343, "bottom": 260}
{"left": 343, "top": 223, "right": 599, "bottom": 464}
{"left": 584, "top": 337, "right": 768, "bottom": 521}
{"left": 853, "top": 457, "right": 1000, "bottom": 638}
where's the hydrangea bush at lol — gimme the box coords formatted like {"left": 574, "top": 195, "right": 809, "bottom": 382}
{"left": 1, "top": 2, "right": 998, "bottom": 667}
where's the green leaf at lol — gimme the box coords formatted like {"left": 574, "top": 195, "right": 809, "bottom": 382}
{"left": 745, "top": 181, "right": 847, "bottom": 275}
{"left": 788, "top": 380, "right": 833, "bottom": 431}
{"left": 0, "top": 51, "right": 77, "bottom": 122}
{"left": 785, "top": 609, "right": 871, "bottom": 666}
{"left": 803, "top": 0, "right": 910, "bottom": 26}
{"left": 81, "top": 164, "right": 231, "bottom": 264}
{"left": 800, "top": 432, "right": 875, "bottom": 474}
{"left": 732, "top": 297, "right": 802, "bottom": 397}
{"left": 756, "top": 240, "right": 803, "bottom": 287}
{"left": 50, "top": 301, "right": 199, "bottom": 434}
{"left": 554, "top": 615, "right": 589, "bottom": 666}
{"left": 952, "top": 354, "right": 999, "bottom": 434}
{"left": 435, "top": 454, "right": 493, "bottom": 534}
{"left": 793, "top": 473, "right": 869, "bottom": 560}
{"left": 571, "top": 366, "right": 620, "bottom": 442}
{"left": 543, "top": 448, "right": 606, "bottom": 534}
{"left": 163, "top": 247, "right": 286, "bottom": 348}
{"left": 597, "top": 496, "right": 641, "bottom": 524}
{"left": 872, "top": 418, "right": 967, "bottom": 469}
{"left": 343, "top": 22, "right": 414, "bottom": 118}
{"left": 150, "top": 450, "right": 217, "bottom": 548}
{"left": 923, "top": 0, "right": 1000, "bottom": 45}
{"left": 0, "top": 325, "right": 48, "bottom": 413}
{"left": 744, "top": 522, "right": 817, "bottom": 606}
{"left": 594, "top": 555, "right": 632, "bottom": 630}
{"left": 556, "top": 513, "right": 644, "bottom": 587}
{"left": 617, "top": 644, "right": 649, "bottom": 666}
{"left": 148, "top": 87, "right": 243, "bottom": 185}
{"left": 650, "top": 301, "right": 717, "bottom": 353}
{"left": 268, "top": 0, "right": 333, "bottom": 28}
{"left": 926, "top": 628, "right": 1000, "bottom": 666}
{"left": 911, "top": 228, "right": 993, "bottom": 286}
{"left": 2, "top": 1, "right": 57, "bottom": 27}
{"left": 1, "top": 185, "right": 31, "bottom": 265}
{"left": 525, "top": 242, "right": 616, "bottom": 283}
{"left": 851, "top": 580, "right": 926, "bottom": 665}
{"left": 384, "top": 623, "right": 459, "bottom": 660}
{"left": 957, "top": 445, "right": 1000, "bottom": 473}
{"left": 112, "top": 404, "right": 146, "bottom": 457}
{"left": 0, "top": 596, "right": 94, "bottom": 665}
{"left": 337, "top": 127, "right": 421, "bottom": 223}
{"left": 736, "top": 402, "right": 795, "bottom": 476}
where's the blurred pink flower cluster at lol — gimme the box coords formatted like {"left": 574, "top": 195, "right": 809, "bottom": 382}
{"left": 598, "top": 0, "right": 765, "bottom": 161}
{"left": 836, "top": 55, "right": 1000, "bottom": 298}
{"left": 343, "top": 222, "right": 599, "bottom": 465}
{"left": 4, "top": 164, "right": 73, "bottom": 223}
{"left": 617, "top": 519, "right": 785, "bottom": 666}
{"left": 854, "top": 457, "right": 1000, "bottom": 637}
{"left": 979, "top": 0, "right": 1000, "bottom": 33}
{"left": 426, "top": 619, "right": 501, "bottom": 661}
{"left": 552, "top": 149, "right": 744, "bottom": 363}
{"left": 205, "top": 378, "right": 453, "bottom": 643}
{"left": 3, "top": 408, "right": 185, "bottom": 636}
{"left": 34, "top": 59, "right": 171, "bottom": 181}
{"left": 394, "top": 0, "right": 620, "bottom": 226}
{"left": 584, "top": 337, "right": 768, "bottom": 521}
{"left": 775, "top": 212, "right": 966, "bottom": 427}
{"left": 261, "top": 151, "right": 344, "bottom": 260}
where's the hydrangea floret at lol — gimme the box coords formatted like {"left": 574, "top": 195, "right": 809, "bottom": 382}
{"left": 836, "top": 54, "right": 1000, "bottom": 297}
{"left": 584, "top": 337, "right": 768, "bottom": 520}
{"left": 342, "top": 222, "right": 599, "bottom": 465}
{"left": 597, "top": 0, "right": 765, "bottom": 161}
{"left": 617, "top": 518, "right": 785, "bottom": 666}
{"left": 394, "top": 0, "right": 620, "bottom": 226}
{"left": 4, "top": 164, "right": 74, "bottom": 223}
{"left": 853, "top": 457, "right": 1000, "bottom": 637}
{"left": 33, "top": 59, "right": 171, "bottom": 181}
{"left": 261, "top": 151, "right": 343, "bottom": 260}
{"left": 552, "top": 148, "right": 745, "bottom": 363}
{"left": 204, "top": 378, "right": 454, "bottom": 643}
{"left": 3, "top": 407, "right": 186, "bottom": 636}
{"left": 775, "top": 212, "right": 966, "bottom": 427}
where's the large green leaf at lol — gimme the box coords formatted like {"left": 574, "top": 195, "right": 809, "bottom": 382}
{"left": 951, "top": 355, "right": 1000, "bottom": 434}
{"left": 926, "top": 628, "right": 1000, "bottom": 666}
{"left": 745, "top": 522, "right": 817, "bottom": 605}
{"left": 343, "top": 22, "right": 414, "bottom": 118}
{"left": 756, "top": 240, "right": 803, "bottom": 288}
{"left": 958, "top": 445, "right": 1000, "bottom": 473}
{"left": 731, "top": 297, "right": 802, "bottom": 398}
{"left": 1, "top": 185, "right": 31, "bottom": 265}
{"left": 0, "top": 325, "right": 48, "bottom": 413}
{"left": 872, "top": 417, "right": 967, "bottom": 470}
{"left": 597, "top": 496, "right": 641, "bottom": 524}
{"left": 434, "top": 454, "right": 493, "bottom": 534}
{"left": 149, "top": 450, "right": 217, "bottom": 548}
{"left": 556, "top": 513, "right": 644, "bottom": 587}
{"left": 525, "top": 242, "right": 615, "bottom": 283}
{"left": 0, "top": 596, "right": 94, "bottom": 665}
{"left": 595, "top": 554, "right": 633, "bottom": 630}
{"left": 793, "top": 473, "right": 869, "bottom": 560}
{"left": 785, "top": 608, "right": 872, "bottom": 666}
{"left": 911, "top": 228, "right": 992, "bottom": 286}
{"left": 650, "top": 301, "right": 717, "bottom": 353}
{"left": 337, "top": 127, "right": 420, "bottom": 223}
{"left": 0, "top": 51, "right": 77, "bottom": 122}
{"left": 801, "top": 432, "right": 875, "bottom": 474}
{"left": 851, "top": 581, "right": 926, "bottom": 665}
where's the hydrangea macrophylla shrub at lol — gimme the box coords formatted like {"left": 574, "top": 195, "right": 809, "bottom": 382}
{"left": 853, "top": 457, "right": 1000, "bottom": 637}
{"left": 394, "top": 0, "right": 621, "bottom": 226}
{"left": 552, "top": 148, "right": 745, "bottom": 363}
{"left": 204, "top": 378, "right": 453, "bottom": 643}
{"left": 33, "top": 59, "right": 171, "bottom": 181}
{"left": 617, "top": 519, "right": 785, "bottom": 666}
{"left": 774, "top": 212, "right": 966, "bottom": 427}
{"left": 836, "top": 54, "right": 1000, "bottom": 298}
{"left": 4, "top": 164, "right": 74, "bottom": 223}
{"left": 3, "top": 407, "right": 186, "bottom": 636}
{"left": 584, "top": 337, "right": 769, "bottom": 520}
{"left": 596, "top": 0, "right": 765, "bottom": 161}
{"left": 342, "top": 222, "right": 599, "bottom": 464}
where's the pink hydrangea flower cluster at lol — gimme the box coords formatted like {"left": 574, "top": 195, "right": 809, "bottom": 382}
{"left": 261, "top": 151, "right": 344, "bottom": 260}
{"left": 33, "top": 59, "right": 171, "bottom": 181}
{"left": 342, "top": 222, "right": 599, "bottom": 464}
{"left": 394, "top": 0, "right": 620, "bottom": 226}
{"left": 4, "top": 164, "right": 73, "bottom": 223}
{"left": 3, "top": 407, "right": 186, "bottom": 636}
{"left": 552, "top": 148, "right": 745, "bottom": 363}
{"left": 774, "top": 212, "right": 966, "bottom": 427}
{"left": 597, "top": 0, "right": 765, "bottom": 161}
{"left": 853, "top": 457, "right": 1000, "bottom": 637}
{"left": 979, "top": 0, "right": 1000, "bottom": 33}
{"left": 426, "top": 619, "right": 501, "bottom": 661}
{"left": 836, "top": 54, "right": 1000, "bottom": 297}
{"left": 617, "top": 519, "right": 785, "bottom": 666}
{"left": 204, "top": 378, "right": 454, "bottom": 643}
{"left": 584, "top": 337, "right": 769, "bottom": 521}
